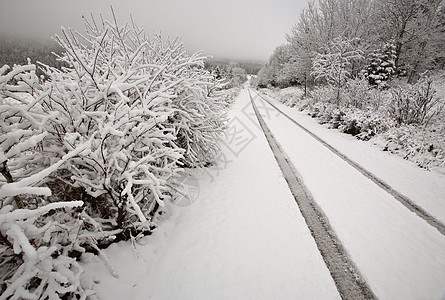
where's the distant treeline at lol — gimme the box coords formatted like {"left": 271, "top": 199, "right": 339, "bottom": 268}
{"left": 205, "top": 59, "right": 264, "bottom": 75}
{"left": 0, "top": 37, "right": 67, "bottom": 75}
{"left": 0, "top": 38, "right": 264, "bottom": 79}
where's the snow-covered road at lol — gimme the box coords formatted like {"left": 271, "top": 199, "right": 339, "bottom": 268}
{"left": 249, "top": 89, "right": 445, "bottom": 300}
{"left": 84, "top": 88, "right": 445, "bottom": 300}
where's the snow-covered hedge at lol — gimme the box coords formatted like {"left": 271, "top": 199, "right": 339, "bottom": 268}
{"left": 0, "top": 201, "right": 95, "bottom": 300}
{"left": 261, "top": 87, "right": 304, "bottom": 108}
{"left": 376, "top": 123, "right": 445, "bottom": 173}
{"left": 1, "top": 14, "right": 228, "bottom": 298}
{"left": 263, "top": 72, "right": 445, "bottom": 172}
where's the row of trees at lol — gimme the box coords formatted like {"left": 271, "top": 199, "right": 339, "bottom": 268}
{"left": 257, "top": 0, "right": 445, "bottom": 171}
{"left": 205, "top": 59, "right": 262, "bottom": 75}
{"left": 258, "top": 0, "right": 445, "bottom": 94}
{"left": 0, "top": 14, "right": 228, "bottom": 298}
{"left": 205, "top": 61, "right": 249, "bottom": 88}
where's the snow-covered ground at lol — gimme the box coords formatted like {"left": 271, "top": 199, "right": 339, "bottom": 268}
{"left": 259, "top": 92, "right": 445, "bottom": 225}
{"left": 83, "top": 89, "right": 340, "bottom": 299}
{"left": 83, "top": 88, "right": 445, "bottom": 300}
{"left": 252, "top": 90, "right": 445, "bottom": 299}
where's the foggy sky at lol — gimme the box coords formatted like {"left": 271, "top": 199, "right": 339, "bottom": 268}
{"left": 0, "top": 0, "right": 307, "bottom": 61}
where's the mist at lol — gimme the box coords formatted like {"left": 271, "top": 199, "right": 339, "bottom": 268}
{"left": 0, "top": 0, "right": 307, "bottom": 61}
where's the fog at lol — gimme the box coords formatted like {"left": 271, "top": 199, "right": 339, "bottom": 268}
{"left": 0, "top": 0, "right": 307, "bottom": 61}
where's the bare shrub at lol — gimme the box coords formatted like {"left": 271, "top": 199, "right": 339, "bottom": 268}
{"left": 389, "top": 75, "right": 444, "bottom": 126}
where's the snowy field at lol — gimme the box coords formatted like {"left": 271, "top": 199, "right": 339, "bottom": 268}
{"left": 83, "top": 88, "right": 445, "bottom": 300}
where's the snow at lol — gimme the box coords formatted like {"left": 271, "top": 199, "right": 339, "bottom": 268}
{"left": 83, "top": 88, "right": 445, "bottom": 300}
{"left": 261, "top": 95, "right": 445, "bottom": 225}
{"left": 83, "top": 89, "right": 341, "bottom": 300}
{"left": 255, "top": 91, "right": 445, "bottom": 299}
{"left": 0, "top": 200, "right": 87, "bottom": 299}
{"left": 0, "top": 200, "right": 84, "bottom": 224}
{"left": 1, "top": 16, "right": 231, "bottom": 298}
{"left": 0, "top": 144, "right": 87, "bottom": 198}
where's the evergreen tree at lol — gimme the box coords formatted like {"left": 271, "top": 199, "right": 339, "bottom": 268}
{"left": 365, "top": 42, "right": 397, "bottom": 86}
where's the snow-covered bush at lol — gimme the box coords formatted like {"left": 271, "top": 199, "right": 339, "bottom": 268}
{"left": 1, "top": 13, "right": 228, "bottom": 298}
{"left": 217, "top": 87, "right": 239, "bottom": 108}
{"left": 207, "top": 63, "right": 247, "bottom": 89}
{"left": 0, "top": 201, "right": 97, "bottom": 300}
{"left": 376, "top": 72, "right": 445, "bottom": 171}
{"left": 338, "top": 108, "right": 395, "bottom": 140}
{"left": 38, "top": 15, "right": 226, "bottom": 234}
{"left": 389, "top": 75, "right": 443, "bottom": 125}
{"left": 262, "top": 72, "right": 445, "bottom": 172}
{"left": 0, "top": 62, "right": 113, "bottom": 299}
{"left": 309, "top": 85, "right": 336, "bottom": 105}
{"left": 377, "top": 124, "right": 445, "bottom": 172}
{"left": 267, "top": 87, "right": 304, "bottom": 107}
{"left": 0, "top": 63, "right": 57, "bottom": 209}
{"left": 342, "top": 76, "right": 373, "bottom": 109}
{"left": 307, "top": 83, "right": 394, "bottom": 139}
{"left": 265, "top": 83, "right": 394, "bottom": 141}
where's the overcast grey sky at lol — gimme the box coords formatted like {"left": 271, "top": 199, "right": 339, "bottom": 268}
{"left": 0, "top": 0, "right": 307, "bottom": 61}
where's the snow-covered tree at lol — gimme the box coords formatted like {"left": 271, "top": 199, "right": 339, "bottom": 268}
{"left": 376, "top": 0, "right": 445, "bottom": 81}
{"left": 404, "top": 0, "right": 445, "bottom": 83}
{"left": 256, "top": 44, "right": 295, "bottom": 88}
{"left": 257, "top": 64, "right": 274, "bottom": 88}
{"left": 277, "top": 0, "right": 445, "bottom": 92}
{"left": 376, "top": 0, "right": 422, "bottom": 69}
{"left": 311, "top": 37, "right": 364, "bottom": 105}
{"left": 365, "top": 42, "right": 397, "bottom": 86}
{"left": 287, "top": 0, "right": 377, "bottom": 55}
{"left": 224, "top": 63, "right": 248, "bottom": 87}
{"left": 287, "top": 44, "right": 313, "bottom": 96}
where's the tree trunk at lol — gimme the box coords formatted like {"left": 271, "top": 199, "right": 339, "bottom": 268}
{"left": 336, "top": 84, "right": 341, "bottom": 107}
{"left": 394, "top": 23, "right": 407, "bottom": 69}
{"left": 336, "top": 68, "right": 342, "bottom": 106}
{"left": 407, "top": 0, "right": 439, "bottom": 84}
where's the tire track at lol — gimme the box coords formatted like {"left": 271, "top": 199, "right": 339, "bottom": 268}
{"left": 248, "top": 90, "right": 376, "bottom": 300}
{"left": 250, "top": 89, "right": 445, "bottom": 237}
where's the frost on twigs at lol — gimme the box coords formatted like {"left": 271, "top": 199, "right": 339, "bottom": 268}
{"left": 0, "top": 201, "right": 98, "bottom": 300}
{"left": 44, "top": 13, "right": 226, "bottom": 230}
{"left": 1, "top": 12, "right": 227, "bottom": 299}
{"left": 311, "top": 37, "right": 364, "bottom": 106}
{"left": 389, "top": 74, "right": 443, "bottom": 126}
